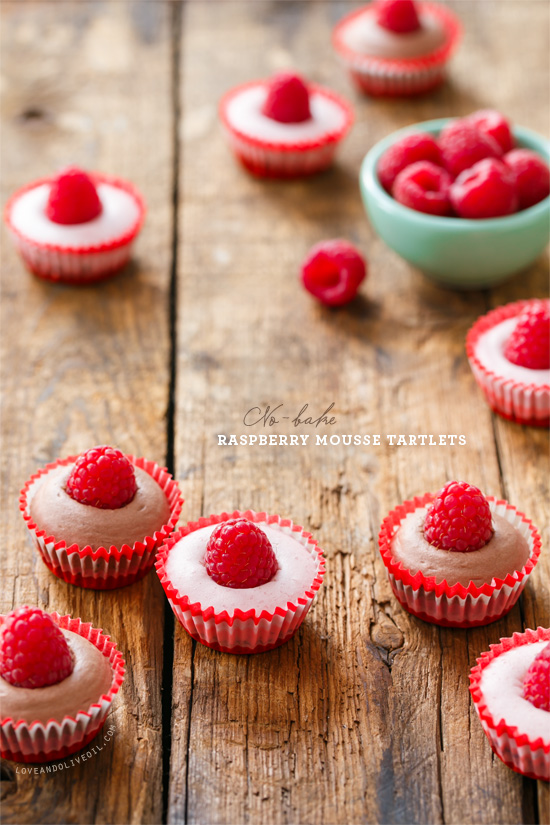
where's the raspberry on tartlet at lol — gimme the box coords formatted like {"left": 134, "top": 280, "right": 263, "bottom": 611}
{"left": 466, "top": 299, "right": 550, "bottom": 427}
{"left": 219, "top": 74, "right": 353, "bottom": 178}
{"left": 1, "top": 606, "right": 74, "bottom": 689}
{"left": 4, "top": 168, "right": 145, "bottom": 284}
{"left": 469, "top": 627, "right": 550, "bottom": 781}
{"left": 378, "top": 483, "right": 541, "bottom": 627}
{"left": 20, "top": 448, "right": 183, "bottom": 590}
{"left": 0, "top": 610, "right": 124, "bottom": 764}
{"left": 156, "top": 510, "right": 325, "bottom": 654}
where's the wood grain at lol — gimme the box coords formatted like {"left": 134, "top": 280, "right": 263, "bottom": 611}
{"left": 0, "top": 2, "right": 173, "bottom": 823}
{"left": 170, "top": 2, "right": 549, "bottom": 825}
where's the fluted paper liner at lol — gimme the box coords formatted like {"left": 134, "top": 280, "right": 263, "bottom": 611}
{"left": 156, "top": 510, "right": 326, "bottom": 653}
{"left": 332, "top": 2, "right": 462, "bottom": 97}
{"left": 469, "top": 627, "right": 550, "bottom": 781}
{"left": 0, "top": 612, "right": 125, "bottom": 764}
{"left": 20, "top": 455, "right": 183, "bottom": 590}
{"left": 378, "top": 494, "right": 541, "bottom": 627}
{"left": 466, "top": 299, "right": 550, "bottom": 427}
{"left": 4, "top": 174, "right": 145, "bottom": 284}
{"left": 219, "top": 81, "right": 354, "bottom": 178}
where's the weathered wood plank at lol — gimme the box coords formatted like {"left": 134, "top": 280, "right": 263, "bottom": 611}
{"left": 0, "top": 3, "right": 174, "bottom": 823}
{"left": 170, "top": 2, "right": 548, "bottom": 824}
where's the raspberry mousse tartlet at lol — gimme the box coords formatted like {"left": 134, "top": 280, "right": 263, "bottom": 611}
{"left": 4, "top": 167, "right": 145, "bottom": 283}
{"left": 378, "top": 481, "right": 541, "bottom": 627}
{"left": 466, "top": 299, "right": 550, "bottom": 427}
{"left": 469, "top": 627, "right": 550, "bottom": 781}
{"left": 220, "top": 71, "right": 353, "bottom": 178}
{"left": 156, "top": 511, "right": 325, "bottom": 653}
{"left": 332, "top": 0, "right": 461, "bottom": 96}
{"left": 20, "top": 446, "right": 183, "bottom": 589}
{"left": 1, "top": 606, "right": 124, "bottom": 763}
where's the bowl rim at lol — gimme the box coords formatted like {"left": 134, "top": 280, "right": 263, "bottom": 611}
{"left": 360, "top": 117, "right": 550, "bottom": 230}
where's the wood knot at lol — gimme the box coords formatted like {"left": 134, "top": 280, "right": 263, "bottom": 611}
{"left": 370, "top": 615, "right": 404, "bottom": 653}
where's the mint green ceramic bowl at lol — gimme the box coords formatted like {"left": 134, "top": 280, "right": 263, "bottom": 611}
{"left": 359, "top": 118, "right": 550, "bottom": 288}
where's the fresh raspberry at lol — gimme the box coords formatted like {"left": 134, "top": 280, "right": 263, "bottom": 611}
{"left": 450, "top": 158, "right": 518, "bottom": 219}
{"left": 0, "top": 606, "right": 74, "bottom": 689}
{"left": 376, "top": 0, "right": 421, "bottom": 33}
{"left": 468, "top": 110, "right": 514, "bottom": 154}
{"left": 45, "top": 167, "right": 102, "bottom": 225}
{"left": 393, "top": 161, "right": 453, "bottom": 216}
{"left": 504, "top": 301, "right": 550, "bottom": 370}
{"left": 205, "top": 518, "right": 278, "bottom": 589}
{"left": 424, "top": 481, "right": 494, "bottom": 552}
{"left": 522, "top": 642, "right": 550, "bottom": 711}
{"left": 300, "top": 239, "right": 367, "bottom": 307}
{"left": 261, "top": 72, "right": 311, "bottom": 124}
{"left": 504, "top": 149, "right": 550, "bottom": 210}
{"left": 439, "top": 120, "right": 503, "bottom": 178}
{"left": 66, "top": 445, "right": 137, "bottom": 509}
{"left": 378, "top": 133, "right": 442, "bottom": 193}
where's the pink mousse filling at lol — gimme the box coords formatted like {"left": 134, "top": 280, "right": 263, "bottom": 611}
{"left": 340, "top": 9, "right": 447, "bottom": 60}
{"left": 165, "top": 522, "right": 319, "bottom": 615}
{"left": 0, "top": 629, "right": 113, "bottom": 725}
{"left": 480, "top": 641, "right": 550, "bottom": 744}
{"left": 391, "top": 507, "right": 530, "bottom": 587}
{"left": 28, "top": 464, "right": 170, "bottom": 550}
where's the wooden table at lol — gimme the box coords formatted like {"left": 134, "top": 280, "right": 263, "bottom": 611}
{"left": 1, "top": 2, "right": 548, "bottom": 823}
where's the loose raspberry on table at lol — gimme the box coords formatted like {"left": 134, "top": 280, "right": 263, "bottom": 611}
{"left": 261, "top": 72, "right": 311, "bottom": 124}
{"left": 439, "top": 120, "right": 503, "bottom": 178}
{"left": 468, "top": 109, "right": 514, "bottom": 154}
{"left": 300, "top": 239, "right": 367, "bottom": 307}
{"left": 504, "top": 301, "right": 550, "bottom": 370}
{"left": 378, "top": 132, "right": 442, "bottom": 193}
{"left": 393, "top": 161, "right": 452, "bottom": 216}
{"left": 0, "top": 606, "right": 74, "bottom": 689}
{"left": 66, "top": 445, "right": 138, "bottom": 510}
{"left": 523, "top": 642, "right": 550, "bottom": 712}
{"left": 376, "top": 0, "right": 421, "bottom": 33}
{"left": 424, "top": 480, "right": 494, "bottom": 553}
{"left": 504, "top": 149, "right": 550, "bottom": 210}
{"left": 205, "top": 518, "right": 278, "bottom": 589}
{"left": 449, "top": 158, "right": 518, "bottom": 219}
{"left": 46, "top": 167, "right": 102, "bottom": 225}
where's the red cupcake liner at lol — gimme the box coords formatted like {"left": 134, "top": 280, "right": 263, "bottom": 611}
{"left": 466, "top": 300, "right": 550, "bottom": 427}
{"left": 219, "top": 82, "right": 354, "bottom": 178}
{"left": 4, "top": 174, "right": 145, "bottom": 284}
{"left": 332, "top": 2, "right": 462, "bottom": 97}
{"left": 156, "top": 510, "right": 326, "bottom": 653}
{"left": 20, "top": 455, "right": 183, "bottom": 590}
{"left": 469, "top": 627, "right": 550, "bottom": 781}
{"left": 1, "top": 612, "right": 125, "bottom": 764}
{"left": 378, "top": 494, "right": 541, "bottom": 628}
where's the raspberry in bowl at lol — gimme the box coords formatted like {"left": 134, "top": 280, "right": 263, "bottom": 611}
{"left": 469, "top": 627, "right": 550, "bottom": 781}
{"left": 466, "top": 299, "right": 550, "bottom": 427}
{"left": 156, "top": 510, "right": 325, "bottom": 654}
{"left": 19, "top": 446, "right": 183, "bottom": 590}
{"left": 360, "top": 116, "right": 550, "bottom": 287}
{"left": 378, "top": 480, "right": 542, "bottom": 627}
{"left": 4, "top": 167, "right": 145, "bottom": 284}
{"left": 332, "top": 0, "right": 462, "bottom": 97}
{"left": 0, "top": 607, "right": 125, "bottom": 763}
{"left": 219, "top": 72, "right": 354, "bottom": 178}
